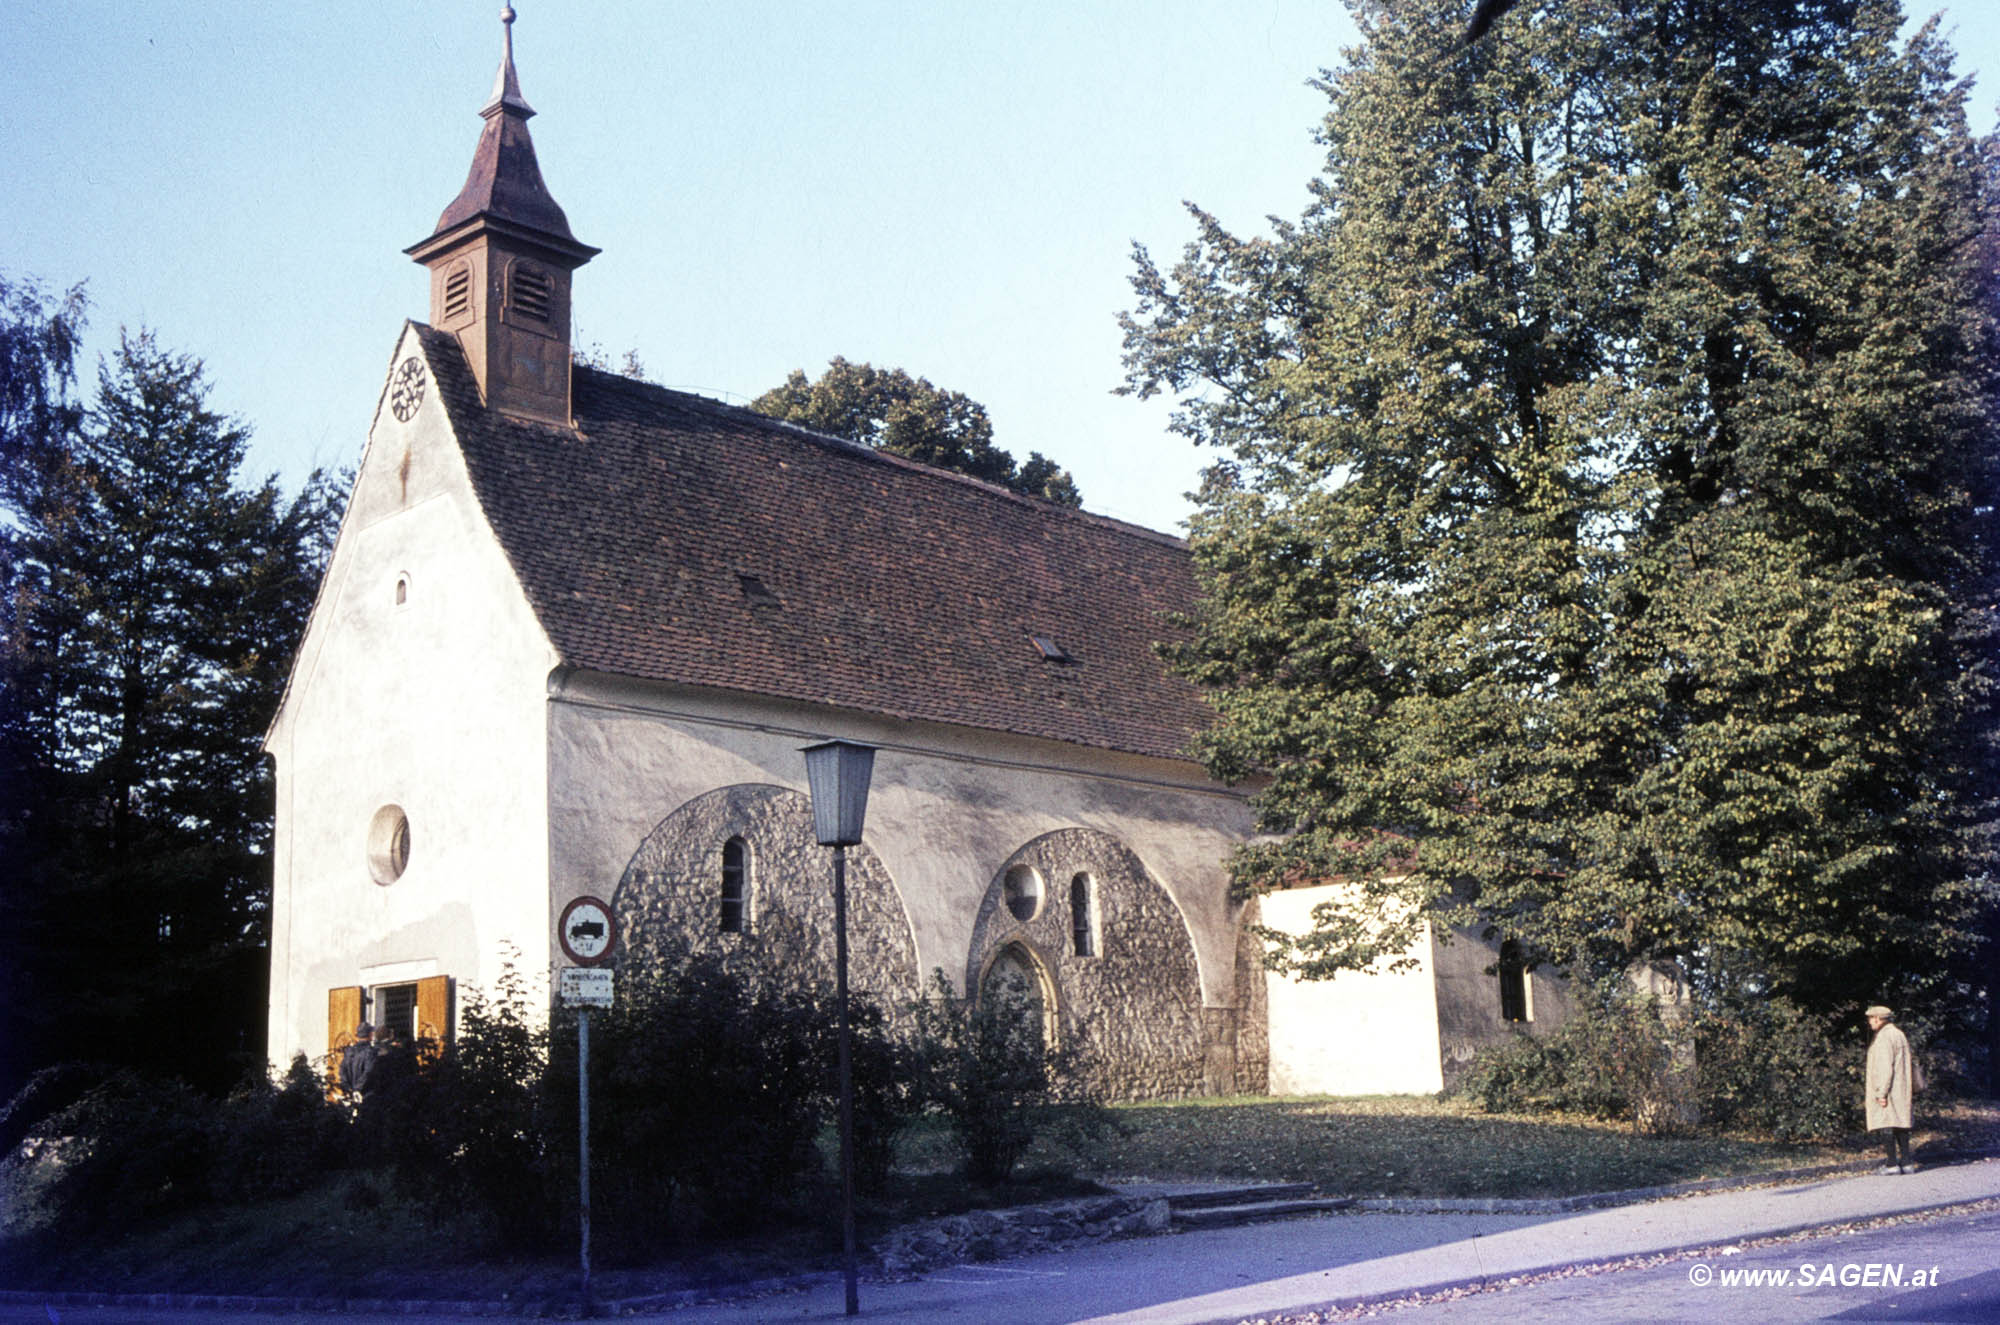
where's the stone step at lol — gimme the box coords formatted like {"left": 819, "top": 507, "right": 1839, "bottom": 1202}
{"left": 1173, "top": 1196, "right": 1356, "bottom": 1229}
{"left": 1166, "top": 1182, "right": 1317, "bottom": 1212}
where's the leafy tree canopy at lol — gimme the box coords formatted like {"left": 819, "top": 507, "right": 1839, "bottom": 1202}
{"left": 0, "top": 275, "right": 87, "bottom": 506}
{"left": 0, "top": 285, "right": 342, "bottom": 1095}
{"left": 754, "top": 357, "right": 1083, "bottom": 506}
{"left": 1121, "top": 0, "right": 2000, "bottom": 1017}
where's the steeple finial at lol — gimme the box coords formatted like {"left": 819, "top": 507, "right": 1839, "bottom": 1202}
{"left": 483, "top": 4, "right": 535, "bottom": 119}
{"left": 419, "top": 0, "right": 589, "bottom": 246}
{"left": 407, "top": 2, "right": 597, "bottom": 426}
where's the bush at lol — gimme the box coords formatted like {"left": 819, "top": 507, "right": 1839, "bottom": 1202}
{"left": 33, "top": 1071, "right": 223, "bottom": 1232}
{"left": 1450, "top": 1032, "right": 1573, "bottom": 1115}
{"left": 1452, "top": 991, "right": 1680, "bottom": 1126}
{"left": 848, "top": 999, "right": 921, "bottom": 1196}
{"left": 9, "top": 1055, "right": 353, "bottom": 1237}
{"left": 360, "top": 966, "right": 554, "bottom": 1250}
{"left": 214, "top": 1054, "right": 351, "bottom": 1199}
{"left": 1694, "top": 998, "right": 1858, "bottom": 1142}
{"left": 0, "top": 1063, "right": 118, "bottom": 1154}
{"left": 1455, "top": 984, "right": 1863, "bottom": 1142}
{"left": 352, "top": 951, "right": 924, "bottom": 1258}
{"left": 551, "top": 950, "right": 840, "bottom": 1255}
{"left": 909, "top": 968, "right": 1100, "bottom": 1184}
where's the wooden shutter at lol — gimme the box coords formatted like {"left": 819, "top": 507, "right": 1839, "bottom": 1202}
{"left": 415, "top": 975, "right": 453, "bottom": 1060}
{"left": 327, "top": 986, "right": 363, "bottom": 1097}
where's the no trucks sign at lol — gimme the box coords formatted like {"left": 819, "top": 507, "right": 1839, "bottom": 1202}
{"left": 555, "top": 895, "right": 617, "bottom": 1307}
{"left": 558, "top": 895, "right": 616, "bottom": 966}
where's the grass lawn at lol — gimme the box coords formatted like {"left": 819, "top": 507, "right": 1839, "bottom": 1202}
{"left": 1069, "top": 1095, "right": 1841, "bottom": 1197}
{"left": 907, "top": 1094, "right": 2000, "bottom": 1200}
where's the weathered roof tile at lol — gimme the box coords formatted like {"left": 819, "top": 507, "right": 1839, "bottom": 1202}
{"left": 415, "top": 325, "right": 1209, "bottom": 762}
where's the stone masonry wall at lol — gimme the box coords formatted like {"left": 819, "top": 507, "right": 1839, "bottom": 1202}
{"left": 1231, "top": 894, "right": 1270, "bottom": 1094}
{"left": 966, "top": 828, "right": 1207, "bottom": 1099}
{"left": 871, "top": 1196, "right": 1170, "bottom": 1277}
{"left": 610, "top": 784, "right": 923, "bottom": 1021}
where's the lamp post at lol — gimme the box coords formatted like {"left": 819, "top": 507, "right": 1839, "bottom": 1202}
{"left": 802, "top": 739, "right": 875, "bottom": 1317}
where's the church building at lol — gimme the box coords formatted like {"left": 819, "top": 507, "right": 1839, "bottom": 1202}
{"left": 263, "top": 10, "right": 1570, "bottom": 1100}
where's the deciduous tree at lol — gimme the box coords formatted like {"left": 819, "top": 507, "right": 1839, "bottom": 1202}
{"left": 1121, "top": 0, "right": 2000, "bottom": 1022}
{"left": 755, "top": 357, "right": 1083, "bottom": 506}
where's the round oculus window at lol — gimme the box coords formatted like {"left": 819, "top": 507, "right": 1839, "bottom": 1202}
{"left": 367, "top": 805, "right": 412, "bottom": 885}
{"left": 1002, "top": 865, "right": 1044, "bottom": 923}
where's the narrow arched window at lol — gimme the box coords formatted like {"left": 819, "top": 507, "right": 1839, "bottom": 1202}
{"left": 720, "top": 837, "right": 748, "bottom": 933}
{"left": 1499, "top": 939, "right": 1531, "bottom": 1022}
{"left": 1003, "top": 865, "right": 1043, "bottom": 923}
{"left": 1070, "top": 873, "right": 1097, "bottom": 957}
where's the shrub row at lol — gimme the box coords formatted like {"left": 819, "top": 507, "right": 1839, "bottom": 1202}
{"left": 1452, "top": 986, "right": 1882, "bottom": 1141}
{"left": 10, "top": 1055, "right": 346, "bottom": 1232}
{"left": 5, "top": 954, "right": 1091, "bottom": 1259}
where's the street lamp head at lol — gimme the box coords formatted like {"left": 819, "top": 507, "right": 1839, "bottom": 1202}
{"left": 802, "top": 740, "right": 876, "bottom": 846}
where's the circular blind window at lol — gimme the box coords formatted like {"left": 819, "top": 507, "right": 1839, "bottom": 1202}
{"left": 1002, "top": 865, "right": 1043, "bottom": 923}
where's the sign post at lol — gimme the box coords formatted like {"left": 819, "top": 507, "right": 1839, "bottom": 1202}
{"left": 557, "top": 896, "right": 617, "bottom": 1315}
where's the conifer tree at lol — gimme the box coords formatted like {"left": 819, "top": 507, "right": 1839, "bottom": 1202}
{"left": 1121, "top": 0, "right": 1999, "bottom": 1018}
{"left": 0, "top": 321, "right": 340, "bottom": 1095}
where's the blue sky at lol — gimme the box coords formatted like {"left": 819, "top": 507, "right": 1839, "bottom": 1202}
{"left": 4, "top": 2, "right": 1995, "bottom": 535}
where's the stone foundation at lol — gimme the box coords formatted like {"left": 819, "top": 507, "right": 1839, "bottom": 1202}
{"left": 871, "top": 1195, "right": 1171, "bottom": 1276}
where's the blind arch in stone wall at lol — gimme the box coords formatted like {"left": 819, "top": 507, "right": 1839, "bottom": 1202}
{"left": 967, "top": 828, "right": 1206, "bottom": 1099}
{"left": 977, "top": 940, "right": 1059, "bottom": 1050}
{"left": 611, "top": 784, "right": 922, "bottom": 1020}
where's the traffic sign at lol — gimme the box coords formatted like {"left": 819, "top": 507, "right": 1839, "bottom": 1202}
{"left": 560, "top": 966, "right": 614, "bottom": 1008}
{"left": 558, "top": 895, "right": 617, "bottom": 965}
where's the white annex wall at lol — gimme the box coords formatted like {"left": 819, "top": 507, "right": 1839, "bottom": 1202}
{"left": 265, "top": 325, "right": 559, "bottom": 1068}
{"left": 1262, "top": 884, "right": 1445, "bottom": 1096}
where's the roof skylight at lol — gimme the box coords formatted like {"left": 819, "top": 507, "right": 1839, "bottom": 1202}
{"left": 1030, "top": 634, "right": 1075, "bottom": 664}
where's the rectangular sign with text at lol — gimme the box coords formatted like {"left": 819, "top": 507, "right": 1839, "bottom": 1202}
{"left": 559, "top": 966, "right": 614, "bottom": 1008}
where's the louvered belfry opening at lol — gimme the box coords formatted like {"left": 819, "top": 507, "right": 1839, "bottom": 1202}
{"left": 510, "top": 264, "right": 552, "bottom": 322}
{"left": 405, "top": 6, "right": 597, "bottom": 424}
{"left": 442, "top": 263, "right": 473, "bottom": 323}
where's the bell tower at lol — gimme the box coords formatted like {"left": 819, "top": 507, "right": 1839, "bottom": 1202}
{"left": 406, "top": 5, "right": 598, "bottom": 425}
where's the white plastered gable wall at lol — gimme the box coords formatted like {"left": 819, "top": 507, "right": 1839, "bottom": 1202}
{"left": 265, "top": 324, "right": 560, "bottom": 1069}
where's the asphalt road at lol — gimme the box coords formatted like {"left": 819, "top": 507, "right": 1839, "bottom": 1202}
{"left": 0, "top": 1210, "right": 1557, "bottom": 1325}
{"left": 7, "top": 1166, "right": 1998, "bottom": 1325}
{"left": 1316, "top": 1203, "right": 2000, "bottom": 1323}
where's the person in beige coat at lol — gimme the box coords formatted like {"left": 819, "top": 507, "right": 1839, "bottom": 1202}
{"left": 1864, "top": 1005, "right": 1914, "bottom": 1173}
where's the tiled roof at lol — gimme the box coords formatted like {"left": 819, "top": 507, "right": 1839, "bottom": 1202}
{"left": 412, "top": 326, "right": 1212, "bottom": 762}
